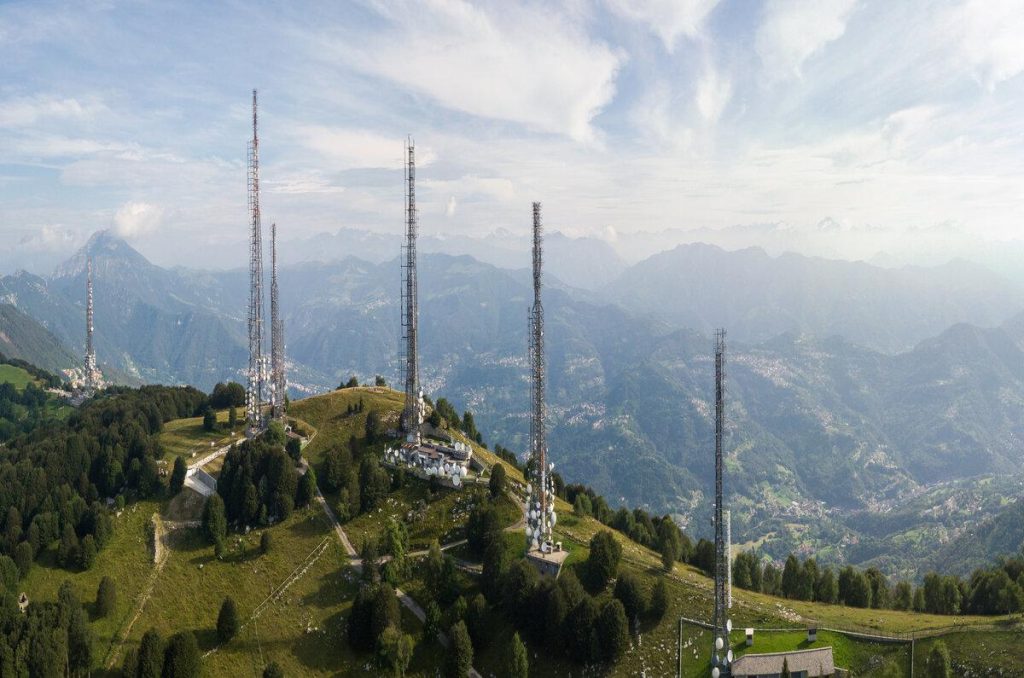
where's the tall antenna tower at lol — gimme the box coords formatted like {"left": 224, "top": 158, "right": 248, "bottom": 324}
{"left": 400, "top": 138, "right": 422, "bottom": 443}
{"left": 84, "top": 258, "right": 99, "bottom": 393}
{"left": 712, "top": 329, "right": 732, "bottom": 677}
{"left": 246, "top": 89, "right": 265, "bottom": 436}
{"left": 526, "top": 202, "right": 556, "bottom": 551}
{"left": 270, "top": 222, "right": 286, "bottom": 420}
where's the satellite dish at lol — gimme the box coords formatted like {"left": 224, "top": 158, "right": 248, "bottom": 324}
{"left": 727, "top": 650, "right": 733, "bottom": 663}
{"left": 712, "top": 668, "right": 720, "bottom": 678}
{"left": 452, "top": 475, "right": 461, "bottom": 487}
{"left": 551, "top": 513, "right": 557, "bottom": 525}
{"left": 727, "top": 619, "right": 732, "bottom": 633}
{"left": 715, "top": 637, "right": 724, "bottom": 650}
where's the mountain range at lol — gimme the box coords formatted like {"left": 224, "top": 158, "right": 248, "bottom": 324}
{"left": 2, "top": 230, "right": 1023, "bottom": 578}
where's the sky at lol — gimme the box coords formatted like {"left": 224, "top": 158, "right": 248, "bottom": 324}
{"left": 1, "top": 0, "right": 1023, "bottom": 271}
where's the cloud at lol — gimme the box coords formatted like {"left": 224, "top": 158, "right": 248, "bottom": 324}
{"left": 17, "top": 225, "right": 80, "bottom": 252}
{"left": 942, "top": 0, "right": 1024, "bottom": 90}
{"left": 755, "top": 0, "right": 858, "bottom": 80}
{"left": 605, "top": 0, "right": 721, "bottom": 51}
{"left": 696, "top": 66, "right": 732, "bottom": 123}
{"left": 445, "top": 195, "right": 457, "bottom": 217}
{"left": 113, "top": 201, "right": 164, "bottom": 238}
{"left": 0, "top": 94, "right": 106, "bottom": 128}
{"left": 294, "top": 126, "right": 432, "bottom": 169}
{"left": 330, "top": 1, "right": 622, "bottom": 142}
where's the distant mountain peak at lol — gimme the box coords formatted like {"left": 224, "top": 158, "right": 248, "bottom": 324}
{"left": 51, "top": 229, "right": 151, "bottom": 279}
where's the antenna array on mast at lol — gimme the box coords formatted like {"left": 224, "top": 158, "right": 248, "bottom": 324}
{"left": 711, "top": 329, "right": 732, "bottom": 676}
{"left": 400, "top": 138, "right": 422, "bottom": 442}
{"left": 270, "top": 222, "right": 286, "bottom": 420}
{"left": 84, "top": 258, "right": 100, "bottom": 393}
{"left": 526, "top": 202, "right": 555, "bottom": 550}
{"left": 246, "top": 89, "right": 266, "bottom": 436}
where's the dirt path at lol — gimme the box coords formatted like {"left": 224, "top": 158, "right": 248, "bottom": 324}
{"left": 105, "top": 514, "right": 171, "bottom": 669}
{"left": 304, "top": 432, "right": 490, "bottom": 677}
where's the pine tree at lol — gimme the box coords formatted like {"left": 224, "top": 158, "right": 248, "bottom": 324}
{"left": 170, "top": 456, "right": 187, "bottom": 495}
{"left": 507, "top": 632, "right": 529, "bottom": 678}
{"left": 445, "top": 621, "right": 473, "bottom": 678}
{"left": 925, "top": 641, "right": 951, "bottom": 678}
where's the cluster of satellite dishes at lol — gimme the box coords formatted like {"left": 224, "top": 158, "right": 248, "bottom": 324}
{"left": 711, "top": 618, "right": 733, "bottom": 677}
{"left": 525, "top": 461, "right": 557, "bottom": 551}
{"left": 384, "top": 446, "right": 469, "bottom": 487}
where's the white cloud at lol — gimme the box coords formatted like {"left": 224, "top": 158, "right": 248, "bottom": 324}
{"left": 696, "top": 66, "right": 732, "bottom": 123}
{"left": 756, "top": 0, "right": 858, "bottom": 80}
{"left": 942, "top": 0, "right": 1024, "bottom": 90}
{"left": 0, "top": 94, "right": 106, "bottom": 128}
{"left": 605, "top": 0, "right": 721, "bottom": 51}
{"left": 113, "top": 201, "right": 164, "bottom": 238}
{"left": 330, "top": 0, "right": 622, "bottom": 142}
{"left": 17, "top": 225, "right": 80, "bottom": 252}
{"left": 294, "top": 126, "right": 432, "bottom": 169}
{"left": 445, "top": 195, "right": 457, "bottom": 217}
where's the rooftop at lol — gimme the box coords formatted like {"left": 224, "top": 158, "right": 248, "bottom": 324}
{"left": 731, "top": 646, "right": 835, "bottom": 677}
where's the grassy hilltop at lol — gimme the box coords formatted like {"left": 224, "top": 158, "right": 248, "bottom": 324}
{"left": 14, "top": 385, "right": 1023, "bottom": 677}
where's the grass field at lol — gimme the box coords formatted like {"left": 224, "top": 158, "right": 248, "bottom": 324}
{"left": 36, "top": 388, "right": 1016, "bottom": 676}
{"left": 158, "top": 409, "right": 239, "bottom": 460}
{"left": 19, "top": 501, "right": 160, "bottom": 673}
{"left": 0, "top": 364, "right": 35, "bottom": 389}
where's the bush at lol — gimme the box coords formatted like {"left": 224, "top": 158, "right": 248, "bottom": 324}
{"left": 446, "top": 621, "right": 473, "bottom": 678}
{"left": 217, "top": 597, "right": 239, "bottom": 642}
{"left": 260, "top": 531, "right": 272, "bottom": 555}
{"left": 377, "top": 626, "right": 414, "bottom": 677}
{"left": 96, "top": 576, "right": 117, "bottom": 617}
{"left": 263, "top": 662, "right": 284, "bottom": 678}
{"left": 170, "top": 456, "right": 187, "bottom": 495}
{"left": 489, "top": 464, "right": 506, "bottom": 498}
{"left": 202, "top": 494, "right": 227, "bottom": 545}
{"left": 613, "top": 571, "right": 647, "bottom": 623}
{"left": 136, "top": 628, "right": 164, "bottom": 678}
{"left": 162, "top": 631, "right": 200, "bottom": 678}
{"left": 597, "top": 599, "right": 630, "bottom": 661}
{"left": 584, "top": 531, "right": 621, "bottom": 592}
{"left": 202, "top": 408, "right": 216, "bottom": 432}
{"left": 508, "top": 631, "right": 529, "bottom": 678}
{"left": 650, "top": 577, "right": 669, "bottom": 620}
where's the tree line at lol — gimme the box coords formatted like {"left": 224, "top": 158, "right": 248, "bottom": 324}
{"left": 729, "top": 549, "right": 1024, "bottom": 615}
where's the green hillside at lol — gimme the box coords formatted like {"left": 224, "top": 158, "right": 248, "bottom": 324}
{"left": 8, "top": 385, "right": 1021, "bottom": 677}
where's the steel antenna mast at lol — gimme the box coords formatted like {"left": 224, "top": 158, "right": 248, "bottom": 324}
{"left": 270, "top": 222, "right": 286, "bottom": 420}
{"left": 712, "top": 329, "right": 732, "bottom": 677}
{"left": 84, "top": 258, "right": 98, "bottom": 393}
{"left": 246, "top": 88, "right": 265, "bottom": 436}
{"left": 526, "top": 202, "right": 555, "bottom": 550}
{"left": 400, "top": 138, "right": 422, "bottom": 443}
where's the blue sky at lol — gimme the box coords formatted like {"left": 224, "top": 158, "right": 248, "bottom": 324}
{"left": 1, "top": 0, "right": 1022, "bottom": 271}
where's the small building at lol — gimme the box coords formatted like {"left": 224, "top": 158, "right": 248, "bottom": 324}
{"left": 525, "top": 543, "right": 569, "bottom": 578}
{"left": 184, "top": 467, "right": 217, "bottom": 497}
{"left": 730, "top": 646, "right": 836, "bottom": 678}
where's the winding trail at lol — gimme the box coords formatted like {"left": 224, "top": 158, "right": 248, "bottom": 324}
{"left": 105, "top": 514, "right": 171, "bottom": 669}
{"left": 302, "top": 428, "right": 506, "bottom": 678}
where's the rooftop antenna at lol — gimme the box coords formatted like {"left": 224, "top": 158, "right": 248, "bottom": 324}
{"left": 84, "top": 258, "right": 99, "bottom": 393}
{"left": 400, "top": 138, "right": 423, "bottom": 443}
{"left": 526, "top": 202, "right": 555, "bottom": 551}
{"left": 246, "top": 88, "right": 266, "bottom": 436}
{"left": 712, "top": 329, "right": 732, "bottom": 677}
{"left": 270, "top": 222, "right": 286, "bottom": 420}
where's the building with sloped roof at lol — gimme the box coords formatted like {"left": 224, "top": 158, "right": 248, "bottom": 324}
{"left": 730, "top": 646, "right": 836, "bottom": 678}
